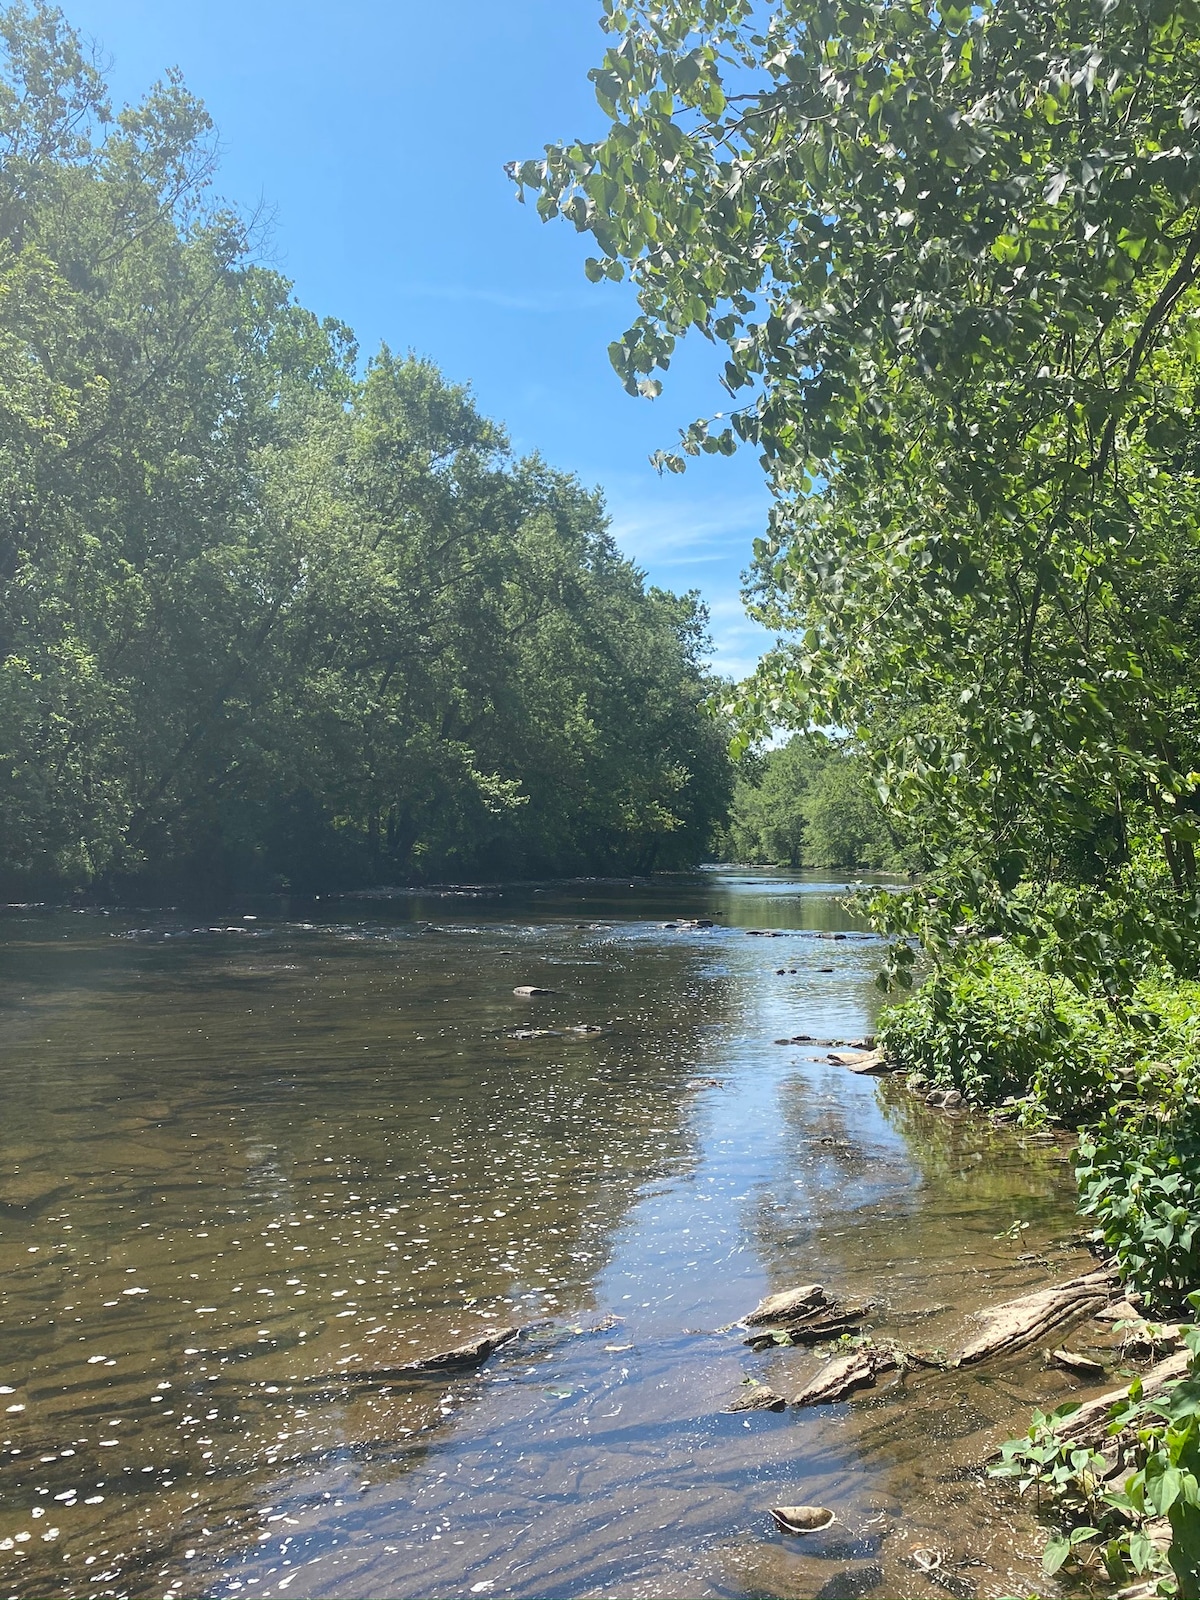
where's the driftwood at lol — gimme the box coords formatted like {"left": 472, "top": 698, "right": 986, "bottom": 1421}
{"left": 793, "top": 1345, "right": 898, "bottom": 1407}
{"left": 955, "top": 1269, "right": 1116, "bottom": 1365}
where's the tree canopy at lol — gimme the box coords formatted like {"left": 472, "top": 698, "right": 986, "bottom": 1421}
{"left": 0, "top": 1, "right": 732, "bottom": 895}
{"left": 721, "top": 733, "right": 909, "bottom": 869}
{"left": 515, "top": 0, "right": 1200, "bottom": 990}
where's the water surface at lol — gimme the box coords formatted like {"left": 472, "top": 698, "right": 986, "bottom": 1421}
{"left": 0, "top": 872, "right": 1098, "bottom": 1598}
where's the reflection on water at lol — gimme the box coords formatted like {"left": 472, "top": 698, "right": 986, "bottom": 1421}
{"left": 0, "top": 873, "right": 1092, "bottom": 1598}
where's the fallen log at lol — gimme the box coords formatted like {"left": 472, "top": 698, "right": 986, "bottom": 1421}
{"left": 793, "top": 1345, "right": 898, "bottom": 1407}
{"left": 955, "top": 1268, "right": 1116, "bottom": 1365}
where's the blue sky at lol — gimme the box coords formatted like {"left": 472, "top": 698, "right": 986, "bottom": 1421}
{"left": 62, "top": 0, "right": 777, "bottom": 680}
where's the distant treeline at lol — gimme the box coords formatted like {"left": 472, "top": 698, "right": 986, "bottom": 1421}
{"left": 718, "top": 734, "right": 916, "bottom": 872}
{"left": 720, "top": 736, "right": 915, "bottom": 876}
{"left": 0, "top": 5, "right": 732, "bottom": 896}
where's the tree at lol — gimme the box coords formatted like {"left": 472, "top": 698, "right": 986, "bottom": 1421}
{"left": 515, "top": 0, "right": 1200, "bottom": 989}
{"left": 723, "top": 733, "right": 907, "bottom": 868}
{"left": 0, "top": 1, "right": 733, "bottom": 894}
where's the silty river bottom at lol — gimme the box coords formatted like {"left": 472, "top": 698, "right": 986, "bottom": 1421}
{"left": 0, "top": 871, "right": 1101, "bottom": 1599}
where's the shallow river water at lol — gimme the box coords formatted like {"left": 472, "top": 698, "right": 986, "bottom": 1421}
{"left": 0, "top": 871, "right": 1108, "bottom": 1599}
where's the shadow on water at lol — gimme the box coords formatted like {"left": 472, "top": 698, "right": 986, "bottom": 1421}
{"left": 0, "top": 872, "right": 1093, "bottom": 1598}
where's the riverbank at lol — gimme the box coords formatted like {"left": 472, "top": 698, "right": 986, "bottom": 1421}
{"left": 878, "top": 946, "right": 1200, "bottom": 1595}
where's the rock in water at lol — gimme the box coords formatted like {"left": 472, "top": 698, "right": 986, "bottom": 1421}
{"left": 401, "top": 1326, "right": 521, "bottom": 1371}
{"left": 726, "top": 1386, "right": 787, "bottom": 1413}
{"left": 770, "top": 1505, "right": 836, "bottom": 1535}
{"left": 744, "top": 1284, "right": 826, "bottom": 1326}
{"left": 827, "top": 1049, "right": 889, "bottom": 1075}
{"left": 955, "top": 1268, "right": 1115, "bottom": 1365}
{"left": 1095, "top": 1298, "right": 1143, "bottom": 1323}
{"left": 1049, "top": 1347, "right": 1106, "bottom": 1378}
{"left": 1054, "top": 1348, "right": 1192, "bottom": 1447}
{"left": 793, "top": 1346, "right": 898, "bottom": 1407}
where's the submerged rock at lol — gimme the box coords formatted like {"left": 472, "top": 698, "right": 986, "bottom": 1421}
{"left": 0, "top": 1171, "right": 66, "bottom": 1210}
{"left": 770, "top": 1504, "right": 836, "bottom": 1534}
{"left": 908, "top": 1547, "right": 943, "bottom": 1573}
{"left": 1049, "top": 1347, "right": 1106, "bottom": 1378}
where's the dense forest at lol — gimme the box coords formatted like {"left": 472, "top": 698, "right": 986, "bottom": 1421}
{"left": 520, "top": 0, "right": 1200, "bottom": 1589}
{"left": 0, "top": 3, "right": 734, "bottom": 897}
{"left": 722, "top": 735, "right": 912, "bottom": 871}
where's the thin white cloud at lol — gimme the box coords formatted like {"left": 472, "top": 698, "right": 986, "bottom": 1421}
{"left": 708, "top": 615, "right": 779, "bottom": 682}
{"left": 590, "top": 463, "right": 778, "bottom": 680}
{"left": 606, "top": 493, "right": 767, "bottom": 564}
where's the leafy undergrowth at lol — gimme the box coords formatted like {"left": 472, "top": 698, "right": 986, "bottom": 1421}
{"left": 879, "top": 952, "right": 1200, "bottom": 1593}
{"left": 990, "top": 1305, "right": 1200, "bottom": 1596}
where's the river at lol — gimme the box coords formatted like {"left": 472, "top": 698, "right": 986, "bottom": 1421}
{"left": 0, "top": 870, "right": 1099, "bottom": 1599}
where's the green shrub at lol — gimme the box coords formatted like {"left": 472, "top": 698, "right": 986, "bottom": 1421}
{"left": 1078, "top": 1089, "right": 1200, "bottom": 1310}
{"left": 990, "top": 1307, "right": 1200, "bottom": 1596}
{"left": 883, "top": 952, "right": 1200, "bottom": 1582}
{"left": 877, "top": 948, "right": 1115, "bottom": 1117}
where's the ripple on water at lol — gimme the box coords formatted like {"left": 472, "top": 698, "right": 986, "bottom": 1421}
{"left": 0, "top": 872, "right": 1085, "bottom": 1599}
